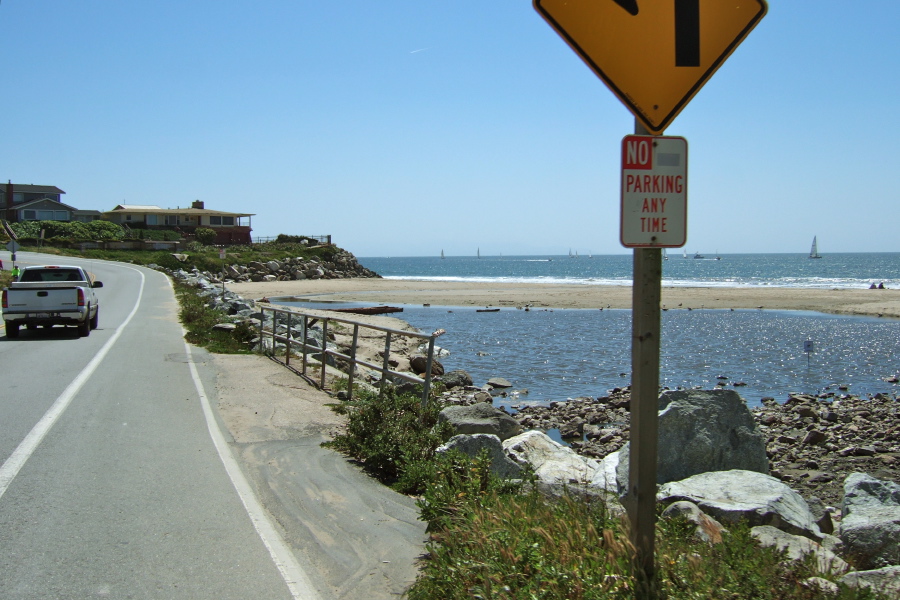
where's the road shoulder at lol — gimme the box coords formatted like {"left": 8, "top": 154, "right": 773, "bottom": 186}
{"left": 210, "top": 353, "right": 427, "bottom": 600}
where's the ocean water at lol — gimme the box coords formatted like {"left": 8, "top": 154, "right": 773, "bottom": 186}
{"left": 281, "top": 253, "right": 900, "bottom": 407}
{"left": 358, "top": 252, "right": 900, "bottom": 290}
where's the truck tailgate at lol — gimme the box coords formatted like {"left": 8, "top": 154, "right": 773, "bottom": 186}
{"left": 4, "top": 288, "right": 80, "bottom": 312}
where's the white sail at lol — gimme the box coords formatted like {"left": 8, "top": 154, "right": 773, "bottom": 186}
{"left": 809, "top": 236, "right": 822, "bottom": 259}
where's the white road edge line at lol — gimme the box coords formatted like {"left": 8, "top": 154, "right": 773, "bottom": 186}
{"left": 0, "top": 268, "right": 146, "bottom": 501}
{"left": 182, "top": 340, "right": 322, "bottom": 600}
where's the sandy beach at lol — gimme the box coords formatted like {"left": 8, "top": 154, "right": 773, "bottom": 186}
{"left": 227, "top": 278, "right": 900, "bottom": 319}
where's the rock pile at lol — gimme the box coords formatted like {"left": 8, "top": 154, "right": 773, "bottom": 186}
{"left": 437, "top": 385, "right": 900, "bottom": 592}
{"left": 218, "top": 248, "right": 380, "bottom": 282}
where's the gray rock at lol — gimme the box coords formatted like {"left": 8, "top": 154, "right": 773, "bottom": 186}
{"left": 842, "top": 472, "right": 900, "bottom": 516}
{"left": 487, "top": 377, "right": 512, "bottom": 389}
{"left": 658, "top": 470, "right": 822, "bottom": 541}
{"left": 840, "top": 566, "right": 900, "bottom": 598}
{"left": 438, "top": 403, "right": 521, "bottom": 440}
{"left": 616, "top": 389, "right": 768, "bottom": 488}
{"left": 440, "top": 370, "right": 473, "bottom": 390}
{"left": 840, "top": 473, "right": 900, "bottom": 570}
{"left": 840, "top": 506, "right": 900, "bottom": 570}
{"left": 503, "top": 431, "right": 615, "bottom": 491}
{"left": 436, "top": 434, "right": 522, "bottom": 479}
{"left": 661, "top": 501, "right": 727, "bottom": 544}
{"left": 801, "top": 578, "right": 840, "bottom": 596}
{"left": 750, "top": 526, "right": 848, "bottom": 574}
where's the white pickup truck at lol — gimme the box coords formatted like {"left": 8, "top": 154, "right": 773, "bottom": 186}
{"left": 2, "top": 265, "right": 103, "bottom": 338}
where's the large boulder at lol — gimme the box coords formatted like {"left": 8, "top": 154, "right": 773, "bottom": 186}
{"left": 504, "top": 430, "right": 598, "bottom": 487}
{"left": 436, "top": 434, "right": 523, "bottom": 479}
{"left": 840, "top": 473, "right": 900, "bottom": 570}
{"left": 842, "top": 472, "right": 900, "bottom": 514}
{"left": 658, "top": 470, "right": 822, "bottom": 541}
{"left": 617, "top": 390, "right": 768, "bottom": 489}
{"left": 840, "top": 566, "right": 900, "bottom": 597}
{"left": 440, "top": 370, "right": 473, "bottom": 390}
{"left": 750, "top": 526, "right": 848, "bottom": 574}
{"left": 438, "top": 403, "right": 521, "bottom": 440}
{"left": 661, "top": 501, "right": 727, "bottom": 544}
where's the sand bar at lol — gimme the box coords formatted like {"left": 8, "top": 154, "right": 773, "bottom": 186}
{"left": 227, "top": 278, "right": 900, "bottom": 319}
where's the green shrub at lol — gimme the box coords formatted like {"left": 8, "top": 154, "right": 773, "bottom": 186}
{"left": 323, "top": 387, "right": 453, "bottom": 494}
{"left": 195, "top": 227, "right": 216, "bottom": 245}
{"left": 9, "top": 220, "right": 125, "bottom": 241}
{"left": 417, "top": 449, "right": 524, "bottom": 533}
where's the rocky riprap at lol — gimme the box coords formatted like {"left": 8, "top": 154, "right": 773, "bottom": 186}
{"left": 227, "top": 249, "right": 379, "bottom": 282}
{"left": 170, "top": 247, "right": 380, "bottom": 283}
{"left": 435, "top": 380, "right": 899, "bottom": 510}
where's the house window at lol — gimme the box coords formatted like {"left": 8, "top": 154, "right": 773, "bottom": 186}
{"left": 55, "top": 211, "right": 67, "bottom": 220}
{"left": 165, "top": 215, "right": 178, "bottom": 226}
{"left": 146, "top": 214, "right": 157, "bottom": 225}
{"left": 37, "top": 210, "right": 56, "bottom": 220}
{"left": 209, "top": 216, "right": 222, "bottom": 225}
{"left": 125, "top": 215, "right": 132, "bottom": 221}
{"left": 222, "top": 216, "right": 234, "bottom": 225}
{"left": 23, "top": 210, "right": 36, "bottom": 220}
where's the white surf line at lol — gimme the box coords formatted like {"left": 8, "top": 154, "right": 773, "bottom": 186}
{"left": 182, "top": 339, "right": 322, "bottom": 600}
{"left": 0, "top": 267, "right": 146, "bottom": 501}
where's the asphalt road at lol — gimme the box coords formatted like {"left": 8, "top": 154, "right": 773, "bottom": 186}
{"left": 0, "top": 253, "right": 313, "bottom": 599}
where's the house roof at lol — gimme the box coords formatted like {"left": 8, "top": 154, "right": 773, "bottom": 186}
{"left": 107, "top": 205, "right": 254, "bottom": 217}
{"left": 15, "top": 198, "right": 78, "bottom": 211}
{"left": 3, "top": 183, "right": 65, "bottom": 195}
{"left": 114, "top": 204, "right": 162, "bottom": 211}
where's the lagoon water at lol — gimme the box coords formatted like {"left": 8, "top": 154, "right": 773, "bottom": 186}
{"left": 284, "top": 253, "right": 900, "bottom": 407}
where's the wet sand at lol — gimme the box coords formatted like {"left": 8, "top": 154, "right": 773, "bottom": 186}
{"left": 227, "top": 278, "right": 900, "bottom": 319}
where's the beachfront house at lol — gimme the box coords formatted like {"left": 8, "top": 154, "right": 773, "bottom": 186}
{"left": 1, "top": 182, "right": 70, "bottom": 222}
{"left": 101, "top": 201, "right": 255, "bottom": 245}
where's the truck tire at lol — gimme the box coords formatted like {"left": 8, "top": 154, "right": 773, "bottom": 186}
{"left": 90, "top": 309, "right": 99, "bottom": 330}
{"left": 79, "top": 311, "right": 91, "bottom": 337}
{"left": 6, "top": 322, "right": 20, "bottom": 338}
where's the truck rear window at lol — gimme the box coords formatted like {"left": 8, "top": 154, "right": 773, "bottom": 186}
{"left": 20, "top": 269, "right": 85, "bottom": 282}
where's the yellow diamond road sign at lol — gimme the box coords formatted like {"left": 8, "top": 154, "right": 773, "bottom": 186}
{"left": 534, "top": 0, "right": 767, "bottom": 134}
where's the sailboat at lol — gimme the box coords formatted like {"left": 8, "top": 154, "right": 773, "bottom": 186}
{"left": 663, "top": 248, "right": 669, "bottom": 260}
{"left": 477, "top": 248, "right": 480, "bottom": 259}
{"left": 441, "top": 249, "right": 445, "bottom": 259}
{"left": 809, "top": 236, "right": 822, "bottom": 259}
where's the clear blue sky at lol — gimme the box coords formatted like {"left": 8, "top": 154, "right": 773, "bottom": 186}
{"left": 2, "top": 2, "right": 897, "bottom": 257}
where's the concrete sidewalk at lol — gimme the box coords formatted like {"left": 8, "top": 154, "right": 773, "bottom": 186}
{"left": 209, "top": 353, "right": 426, "bottom": 600}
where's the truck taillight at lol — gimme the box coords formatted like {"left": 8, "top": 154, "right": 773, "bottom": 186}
{"left": 1, "top": 289, "right": 6, "bottom": 309}
{"left": 77, "top": 288, "right": 85, "bottom": 307}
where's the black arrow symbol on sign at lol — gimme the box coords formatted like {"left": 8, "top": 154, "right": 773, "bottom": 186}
{"left": 674, "top": 0, "right": 700, "bottom": 66}
{"left": 612, "top": 0, "right": 639, "bottom": 16}
{"left": 611, "top": 0, "right": 700, "bottom": 67}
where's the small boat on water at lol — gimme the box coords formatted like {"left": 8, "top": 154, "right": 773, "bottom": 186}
{"left": 441, "top": 249, "right": 444, "bottom": 259}
{"left": 809, "top": 236, "right": 822, "bottom": 259}
{"left": 693, "top": 251, "right": 704, "bottom": 259}
{"left": 476, "top": 308, "right": 500, "bottom": 313}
